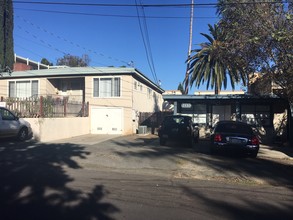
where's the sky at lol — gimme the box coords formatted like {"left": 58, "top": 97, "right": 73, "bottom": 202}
{"left": 12, "top": 0, "right": 235, "bottom": 93}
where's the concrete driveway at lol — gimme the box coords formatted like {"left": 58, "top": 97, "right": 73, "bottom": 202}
{"left": 49, "top": 134, "right": 293, "bottom": 186}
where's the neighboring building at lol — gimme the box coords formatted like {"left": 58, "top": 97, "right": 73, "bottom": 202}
{"left": 0, "top": 67, "right": 164, "bottom": 135}
{"left": 13, "top": 54, "right": 50, "bottom": 71}
{"left": 163, "top": 93, "right": 288, "bottom": 144}
{"left": 194, "top": 90, "right": 245, "bottom": 95}
{"left": 163, "top": 90, "right": 182, "bottom": 95}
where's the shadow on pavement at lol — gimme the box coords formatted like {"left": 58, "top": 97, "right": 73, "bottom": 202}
{"left": 111, "top": 136, "right": 293, "bottom": 187}
{"left": 0, "top": 139, "right": 119, "bottom": 220}
{"left": 181, "top": 185, "right": 293, "bottom": 220}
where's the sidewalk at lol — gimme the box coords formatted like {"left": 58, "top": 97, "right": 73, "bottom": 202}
{"left": 259, "top": 143, "right": 293, "bottom": 160}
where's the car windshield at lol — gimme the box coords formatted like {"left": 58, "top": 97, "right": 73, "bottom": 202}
{"left": 164, "top": 116, "right": 187, "bottom": 125}
{"left": 216, "top": 123, "right": 253, "bottom": 135}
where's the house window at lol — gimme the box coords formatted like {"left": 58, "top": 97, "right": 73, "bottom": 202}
{"left": 9, "top": 80, "right": 39, "bottom": 98}
{"left": 134, "top": 81, "right": 137, "bottom": 90}
{"left": 93, "top": 77, "right": 121, "bottom": 97}
{"left": 241, "top": 105, "right": 270, "bottom": 126}
{"left": 147, "top": 88, "right": 152, "bottom": 98}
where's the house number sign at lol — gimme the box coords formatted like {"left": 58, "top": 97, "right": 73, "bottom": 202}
{"left": 181, "top": 103, "right": 192, "bottom": 108}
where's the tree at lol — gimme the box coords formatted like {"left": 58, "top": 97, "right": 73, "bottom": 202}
{"left": 217, "top": 0, "right": 293, "bottom": 144}
{"left": 56, "top": 54, "right": 90, "bottom": 67}
{"left": 217, "top": 0, "right": 293, "bottom": 100}
{"left": 0, "top": 0, "right": 14, "bottom": 70}
{"left": 185, "top": 24, "right": 246, "bottom": 94}
{"left": 41, "top": 58, "right": 53, "bottom": 66}
{"left": 177, "top": 83, "right": 184, "bottom": 94}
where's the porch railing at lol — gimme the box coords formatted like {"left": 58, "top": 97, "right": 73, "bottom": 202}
{"left": 0, "top": 96, "right": 89, "bottom": 118}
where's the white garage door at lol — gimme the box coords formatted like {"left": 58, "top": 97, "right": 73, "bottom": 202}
{"left": 91, "top": 107, "right": 123, "bottom": 134}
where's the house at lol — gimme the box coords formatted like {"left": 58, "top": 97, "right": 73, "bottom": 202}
{"left": 0, "top": 66, "right": 164, "bottom": 137}
{"left": 13, "top": 54, "right": 50, "bottom": 71}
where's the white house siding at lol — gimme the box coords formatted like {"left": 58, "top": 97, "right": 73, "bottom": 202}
{"left": 85, "top": 75, "right": 163, "bottom": 135}
{"left": 132, "top": 78, "right": 163, "bottom": 113}
{"left": 85, "top": 75, "right": 134, "bottom": 135}
{"left": 0, "top": 80, "right": 8, "bottom": 98}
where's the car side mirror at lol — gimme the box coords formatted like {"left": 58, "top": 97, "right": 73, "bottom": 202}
{"left": 15, "top": 116, "right": 19, "bottom": 121}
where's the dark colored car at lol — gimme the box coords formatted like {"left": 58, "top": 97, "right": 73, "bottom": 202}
{"left": 210, "top": 121, "right": 259, "bottom": 157}
{"left": 158, "top": 115, "right": 199, "bottom": 147}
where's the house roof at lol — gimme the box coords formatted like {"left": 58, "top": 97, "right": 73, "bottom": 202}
{"left": 0, "top": 66, "right": 165, "bottom": 94}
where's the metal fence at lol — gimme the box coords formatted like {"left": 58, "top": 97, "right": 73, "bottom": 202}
{"left": 1, "top": 96, "right": 89, "bottom": 118}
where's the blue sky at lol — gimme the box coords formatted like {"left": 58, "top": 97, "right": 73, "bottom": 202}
{"left": 13, "top": 0, "right": 229, "bottom": 93}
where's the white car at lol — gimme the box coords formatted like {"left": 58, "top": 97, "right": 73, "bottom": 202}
{"left": 0, "top": 107, "right": 33, "bottom": 141}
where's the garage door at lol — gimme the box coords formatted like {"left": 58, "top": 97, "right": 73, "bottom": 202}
{"left": 91, "top": 107, "right": 123, "bottom": 134}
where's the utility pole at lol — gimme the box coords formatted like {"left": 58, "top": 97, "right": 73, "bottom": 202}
{"left": 184, "top": 0, "right": 194, "bottom": 94}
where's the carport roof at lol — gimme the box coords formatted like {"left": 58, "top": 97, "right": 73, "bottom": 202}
{"left": 163, "top": 94, "right": 288, "bottom": 104}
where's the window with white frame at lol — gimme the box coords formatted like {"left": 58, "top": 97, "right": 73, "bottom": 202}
{"left": 9, "top": 80, "right": 39, "bottom": 98}
{"left": 147, "top": 88, "right": 152, "bottom": 98}
{"left": 93, "top": 77, "right": 121, "bottom": 97}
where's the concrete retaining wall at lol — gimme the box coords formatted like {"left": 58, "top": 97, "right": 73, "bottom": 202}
{"left": 24, "top": 117, "right": 90, "bottom": 142}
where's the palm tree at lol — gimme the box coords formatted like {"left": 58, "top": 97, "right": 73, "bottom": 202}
{"left": 185, "top": 24, "right": 246, "bottom": 94}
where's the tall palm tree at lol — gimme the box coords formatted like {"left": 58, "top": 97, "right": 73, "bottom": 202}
{"left": 185, "top": 24, "right": 246, "bottom": 94}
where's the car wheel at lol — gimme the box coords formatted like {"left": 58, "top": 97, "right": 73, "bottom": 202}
{"left": 210, "top": 146, "right": 217, "bottom": 155}
{"left": 250, "top": 152, "right": 258, "bottom": 158}
{"left": 187, "top": 138, "right": 194, "bottom": 148}
{"left": 18, "top": 127, "right": 28, "bottom": 141}
{"left": 159, "top": 138, "right": 166, "bottom": 146}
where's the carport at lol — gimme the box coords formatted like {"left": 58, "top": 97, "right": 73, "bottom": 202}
{"left": 163, "top": 94, "right": 289, "bottom": 144}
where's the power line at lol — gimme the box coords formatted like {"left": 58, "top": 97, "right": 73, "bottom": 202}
{"left": 14, "top": 7, "right": 217, "bottom": 19}
{"left": 135, "top": 0, "right": 158, "bottom": 84}
{"left": 15, "top": 15, "right": 132, "bottom": 66}
{"left": 13, "top": 1, "right": 289, "bottom": 7}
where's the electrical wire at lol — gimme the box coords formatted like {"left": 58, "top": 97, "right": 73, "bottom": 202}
{"left": 13, "top": 1, "right": 289, "bottom": 8}
{"left": 135, "top": 0, "right": 158, "bottom": 85}
{"left": 14, "top": 7, "right": 217, "bottom": 19}
{"left": 15, "top": 15, "right": 131, "bottom": 66}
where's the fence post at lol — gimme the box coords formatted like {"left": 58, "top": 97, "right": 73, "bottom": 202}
{"left": 81, "top": 102, "right": 85, "bottom": 117}
{"left": 40, "top": 96, "right": 44, "bottom": 117}
{"left": 64, "top": 98, "right": 67, "bottom": 117}
{"left": 87, "top": 102, "right": 89, "bottom": 116}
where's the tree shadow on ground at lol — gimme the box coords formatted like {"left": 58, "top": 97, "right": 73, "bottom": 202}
{"left": 180, "top": 185, "right": 293, "bottom": 220}
{"left": 110, "top": 136, "right": 293, "bottom": 188}
{"left": 0, "top": 139, "right": 119, "bottom": 220}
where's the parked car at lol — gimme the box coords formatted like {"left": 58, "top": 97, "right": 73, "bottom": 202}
{"left": 210, "top": 121, "right": 259, "bottom": 158}
{"left": 158, "top": 115, "right": 199, "bottom": 147}
{"left": 0, "top": 107, "right": 33, "bottom": 141}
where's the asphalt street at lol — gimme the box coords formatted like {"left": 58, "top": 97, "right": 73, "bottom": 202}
{"left": 1, "top": 134, "right": 293, "bottom": 220}
{"left": 52, "top": 134, "right": 293, "bottom": 186}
